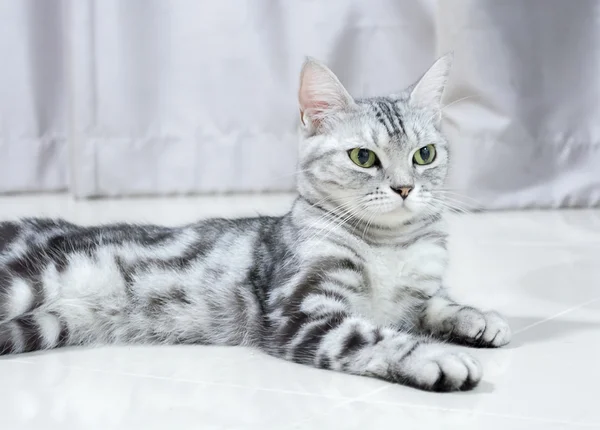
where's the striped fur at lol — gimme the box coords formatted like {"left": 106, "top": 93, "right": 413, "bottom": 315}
{"left": 0, "top": 56, "right": 510, "bottom": 392}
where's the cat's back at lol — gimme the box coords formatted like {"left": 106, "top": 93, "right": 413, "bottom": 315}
{"left": 0, "top": 215, "right": 276, "bottom": 262}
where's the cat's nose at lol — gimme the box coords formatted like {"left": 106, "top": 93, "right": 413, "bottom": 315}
{"left": 391, "top": 185, "right": 413, "bottom": 200}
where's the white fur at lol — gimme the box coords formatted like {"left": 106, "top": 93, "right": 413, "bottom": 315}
{"left": 36, "top": 313, "right": 62, "bottom": 347}
{"left": 7, "top": 278, "right": 34, "bottom": 320}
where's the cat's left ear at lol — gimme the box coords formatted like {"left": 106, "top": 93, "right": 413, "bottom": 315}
{"left": 409, "top": 53, "right": 453, "bottom": 119}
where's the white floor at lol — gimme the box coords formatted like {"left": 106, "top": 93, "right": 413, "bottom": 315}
{"left": 0, "top": 194, "right": 599, "bottom": 430}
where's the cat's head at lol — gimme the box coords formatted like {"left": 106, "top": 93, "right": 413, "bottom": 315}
{"left": 296, "top": 55, "right": 453, "bottom": 227}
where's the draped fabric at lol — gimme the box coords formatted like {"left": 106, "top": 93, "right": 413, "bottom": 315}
{"left": 1, "top": 0, "right": 598, "bottom": 208}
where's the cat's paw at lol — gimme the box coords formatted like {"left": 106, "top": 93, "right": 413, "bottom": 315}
{"left": 398, "top": 343, "right": 482, "bottom": 392}
{"left": 438, "top": 308, "right": 511, "bottom": 348}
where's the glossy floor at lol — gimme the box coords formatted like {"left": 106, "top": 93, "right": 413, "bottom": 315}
{"left": 0, "top": 194, "right": 598, "bottom": 430}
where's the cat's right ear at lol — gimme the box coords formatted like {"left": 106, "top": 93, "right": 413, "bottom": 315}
{"left": 298, "top": 57, "right": 355, "bottom": 133}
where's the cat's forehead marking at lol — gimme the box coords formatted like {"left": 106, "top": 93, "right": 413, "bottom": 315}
{"left": 372, "top": 100, "right": 405, "bottom": 138}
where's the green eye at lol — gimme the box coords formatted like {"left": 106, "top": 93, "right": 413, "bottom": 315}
{"left": 413, "top": 144, "right": 437, "bottom": 165}
{"left": 349, "top": 148, "right": 378, "bottom": 168}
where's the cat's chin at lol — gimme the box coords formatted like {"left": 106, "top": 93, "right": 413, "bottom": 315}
{"left": 368, "top": 207, "right": 418, "bottom": 228}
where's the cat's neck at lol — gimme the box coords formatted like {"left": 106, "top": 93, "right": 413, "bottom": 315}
{"left": 290, "top": 195, "right": 444, "bottom": 246}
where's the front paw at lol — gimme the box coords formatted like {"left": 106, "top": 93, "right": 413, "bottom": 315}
{"left": 436, "top": 308, "right": 511, "bottom": 347}
{"left": 395, "top": 343, "right": 482, "bottom": 392}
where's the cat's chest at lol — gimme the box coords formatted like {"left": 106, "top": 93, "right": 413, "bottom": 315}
{"left": 361, "top": 240, "right": 448, "bottom": 324}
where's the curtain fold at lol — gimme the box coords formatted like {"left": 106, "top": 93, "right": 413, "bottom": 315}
{"left": 0, "top": 0, "right": 598, "bottom": 207}
{"left": 0, "top": 0, "right": 68, "bottom": 193}
{"left": 439, "top": 0, "right": 600, "bottom": 209}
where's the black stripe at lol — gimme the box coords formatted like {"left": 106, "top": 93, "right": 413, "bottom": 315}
{"left": 372, "top": 103, "right": 394, "bottom": 136}
{"left": 337, "top": 330, "right": 368, "bottom": 359}
{"left": 0, "top": 222, "right": 21, "bottom": 255}
{"left": 379, "top": 101, "right": 403, "bottom": 137}
{"left": 281, "top": 257, "right": 361, "bottom": 319}
{"left": 278, "top": 311, "right": 311, "bottom": 346}
{"left": 432, "top": 371, "right": 451, "bottom": 392}
{"left": 115, "top": 257, "right": 136, "bottom": 299}
{"left": 176, "top": 331, "right": 210, "bottom": 345}
{"left": 0, "top": 322, "right": 14, "bottom": 355}
{"left": 291, "top": 314, "right": 346, "bottom": 363}
{"left": 252, "top": 217, "right": 292, "bottom": 328}
{"left": 277, "top": 256, "right": 359, "bottom": 346}
{"left": 378, "top": 101, "right": 402, "bottom": 136}
{"left": 135, "top": 235, "right": 217, "bottom": 272}
{"left": 317, "top": 355, "right": 331, "bottom": 370}
{"left": 16, "top": 316, "right": 43, "bottom": 353}
{"left": 398, "top": 341, "right": 420, "bottom": 363}
{"left": 55, "top": 315, "right": 70, "bottom": 347}
{"left": 145, "top": 288, "right": 192, "bottom": 316}
{"left": 0, "top": 268, "right": 13, "bottom": 320}
{"left": 436, "top": 237, "right": 448, "bottom": 249}
{"left": 300, "top": 149, "right": 339, "bottom": 170}
{"left": 297, "top": 195, "right": 335, "bottom": 218}
{"left": 385, "top": 343, "right": 421, "bottom": 382}
{"left": 403, "top": 287, "right": 436, "bottom": 301}
{"left": 404, "top": 212, "right": 442, "bottom": 227}
{"left": 327, "top": 238, "right": 366, "bottom": 264}
{"left": 249, "top": 264, "right": 267, "bottom": 318}
{"left": 390, "top": 102, "right": 406, "bottom": 134}
{"left": 400, "top": 230, "right": 447, "bottom": 248}
{"left": 318, "top": 289, "right": 350, "bottom": 304}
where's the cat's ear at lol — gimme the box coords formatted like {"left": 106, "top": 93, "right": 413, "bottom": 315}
{"left": 409, "top": 53, "right": 453, "bottom": 116}
{"left": 299, "top": 57, "right": 355, "bottom": 132}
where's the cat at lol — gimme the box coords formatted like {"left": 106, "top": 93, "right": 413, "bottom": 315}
{"left": 0, "top": 55, "right": 510, "bottom": 392}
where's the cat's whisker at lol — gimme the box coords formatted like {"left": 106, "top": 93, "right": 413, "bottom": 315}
{"left": 431, "top": 190, "right": 483, "bottom": 207}
{"left": 428, "top": 199, "right": 471, "bottom": 215}
{"left": 432, "top": 195, "right": 475, "bottom": 212}
{"left": 361, "top": 212, "right": 378, "bottom": 240}
{"left": 441, "top": 95, "right": 478, "bottom": 111}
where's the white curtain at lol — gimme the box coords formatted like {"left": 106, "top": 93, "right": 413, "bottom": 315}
{"left": 1, "top": 0, "right": 599, "bottom": 208}
{"left": 440, "top": 0, "right": 600, "bottom": 209}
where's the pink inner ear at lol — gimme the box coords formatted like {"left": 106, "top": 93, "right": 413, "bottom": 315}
{"left": 299, "top": 61, "right": 352, "bottom": 129}
{"left": 299, "top": 89, "right": 330, "bottom": 128}
{"left": 299, "top": 85, "right": 330, "bottom": 112}
{"left": 307, "top": 100, "right": 330, "bottom": 114}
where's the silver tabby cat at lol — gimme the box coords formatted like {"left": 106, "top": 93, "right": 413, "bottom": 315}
{"left": 0, "top": 55, "right": 510, "bottom": 391}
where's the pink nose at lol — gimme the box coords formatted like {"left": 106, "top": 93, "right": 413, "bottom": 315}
{"left": 391, "top": 186, "right": 413, "bottom": 200}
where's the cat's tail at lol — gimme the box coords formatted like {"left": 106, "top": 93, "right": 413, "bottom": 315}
{"left": 0, "top": 220, "right": 70, "bottom": 355}
{"left": 0, "top": 312, "right": 69, "bottom": 355}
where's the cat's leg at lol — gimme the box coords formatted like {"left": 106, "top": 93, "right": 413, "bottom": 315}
{"left": 420, "top": 296, "right": 511, "bottom": 347}
{"left": 270, "top": 309, "right": 482, "bottom": 391}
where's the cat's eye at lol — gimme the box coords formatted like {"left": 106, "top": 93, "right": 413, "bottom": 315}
{"left": 413, "top": 144, "right": 437, "bottom": 165}
{"left": 348, "top": 148, "right": 378, "bottom": 168}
